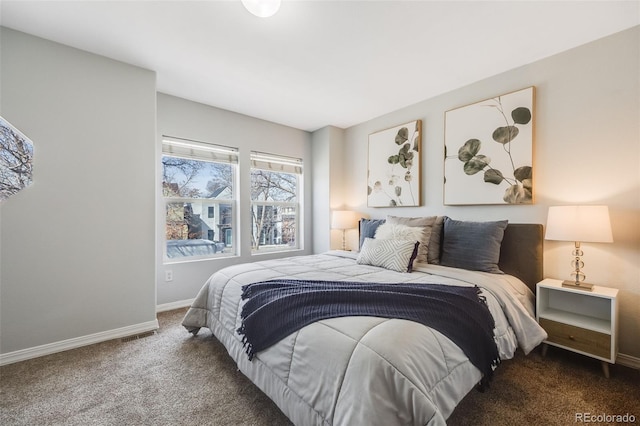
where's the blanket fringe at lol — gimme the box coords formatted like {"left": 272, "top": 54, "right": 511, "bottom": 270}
{"left": 237, "top": 326, "right": 256, "bottom": 361}
{"left": 475, "top": 285, "right": 488, "bottom": 306}
{"left": 240, "top": 284, "right": 252, "bottom": 300}
{"left": 476, "top": 353, "right": 502, "bottom": 392}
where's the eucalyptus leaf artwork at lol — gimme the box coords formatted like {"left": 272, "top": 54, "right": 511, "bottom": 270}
{"left": 368, "top": 120, "right": 421, "bottom": 207}
{"left": 444, "top": 87, "right": 534, "bottom": 205}
{"left": 1, "top": 116, "right": 34, "bottom": 202}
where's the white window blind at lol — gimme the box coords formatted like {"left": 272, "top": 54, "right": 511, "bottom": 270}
{"left": 163, "top": 136, "right": 238, "bottom": 164}
{"left": 250, "top": 151, "right": 302, "bottom": 174}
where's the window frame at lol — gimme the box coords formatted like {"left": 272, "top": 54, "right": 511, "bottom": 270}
{"left": 161, "top": 136, "right": 238, "bottom": 263}
{"left": 250, "top": 151, "right": 303, "bottom": 255}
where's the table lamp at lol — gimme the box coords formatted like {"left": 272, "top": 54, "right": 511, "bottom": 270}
{"left": 331, "top": 210, "right": 359, "bottom": 251}
{"left": 544, "top": 205, "right": 613, "bottom": 291}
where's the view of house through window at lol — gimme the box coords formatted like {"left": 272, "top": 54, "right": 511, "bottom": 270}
{"left": 250, "top": 151, "right": 302, "bottom": 254}
{"left": 162, "top": 137, "right": 237, "bottom": 260}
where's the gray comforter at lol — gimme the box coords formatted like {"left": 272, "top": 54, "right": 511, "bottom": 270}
{"left": 182, "top": 251, "right": 547, "bottom": 425}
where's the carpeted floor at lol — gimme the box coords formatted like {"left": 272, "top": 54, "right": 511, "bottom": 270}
{"left": 1, "top": 308, "right": 638, "bottom": 425}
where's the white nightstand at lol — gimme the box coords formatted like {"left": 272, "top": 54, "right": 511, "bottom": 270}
{"left": 536, "top": 278, "right": 619, "bottom": 378}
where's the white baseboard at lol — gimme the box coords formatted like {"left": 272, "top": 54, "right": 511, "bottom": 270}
{"left": 617, "top": 353, "right": 640, "bottom": 370}
{"left": 0, "top": 319, "right": 159, "bottom": 366}
{"left": 156, "top": 298, "right": 194, "bottom": 313}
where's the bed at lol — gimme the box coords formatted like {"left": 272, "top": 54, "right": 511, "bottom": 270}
{"left": 182, "top": 217, "right": 547, "bottom": 425}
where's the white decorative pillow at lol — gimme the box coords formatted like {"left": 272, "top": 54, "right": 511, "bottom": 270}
{"left": 374, "top": 223, "right": 424, "bottom": 244}
{"left": 386, "top": 215, "right": 437, "bottom": 264}
{"left": 356, "top": 238, "right": 419, "bottom": 273}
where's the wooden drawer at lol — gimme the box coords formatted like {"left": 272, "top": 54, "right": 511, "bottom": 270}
{"left": 539, "top": 318, "right": 611, "bottom": 359}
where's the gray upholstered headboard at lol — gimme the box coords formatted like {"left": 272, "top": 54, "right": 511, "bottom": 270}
{"left": 358, "top": 219, "right": 544, "bottom": 293}
{"left": 498, "top": 224, "right": 544, "bottom": 292}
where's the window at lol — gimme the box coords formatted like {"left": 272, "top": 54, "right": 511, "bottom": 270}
{"left": 250, "top": 151, "right": 302, "bottom": 254}
{"left": 162, "top": 137, "right": 237, "bottom": 260}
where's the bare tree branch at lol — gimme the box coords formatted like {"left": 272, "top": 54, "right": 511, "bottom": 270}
{"left": 1, "top": 117, "right": 34, "bottom": 201}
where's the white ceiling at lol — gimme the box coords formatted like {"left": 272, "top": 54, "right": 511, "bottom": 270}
{"left": 1, "top": 1, "right": 639, "bottom": 132}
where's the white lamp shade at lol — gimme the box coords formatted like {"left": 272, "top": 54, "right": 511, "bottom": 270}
{"left": 241, "top": 0, "right": 281, "bottom": 17}
{"left": 331, "top": 210, "right": 359, "bottom": 230}
{"left": 545, "top": 205, "right": 613, "bottom": 243}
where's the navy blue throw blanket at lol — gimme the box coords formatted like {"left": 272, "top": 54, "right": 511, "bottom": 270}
{"left": 237, "top": 279, "right": 500, "bottom": 385}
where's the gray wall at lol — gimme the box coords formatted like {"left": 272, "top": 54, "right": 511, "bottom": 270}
{"left": 311, "top": 125, "right": 347, "bottom": 253}
{"left": 156, "top": 94, "right": 313, "bottom": 305}
{"left": 0, "top": 28, "right": 157, "bottom": 355}
{"left": 336, "top": 26, "right": 640, "bottom": 359}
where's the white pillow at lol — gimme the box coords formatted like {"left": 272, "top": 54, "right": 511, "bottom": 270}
{"left": 386, "top": 215, "right": 437, "bottom": 264}
{"left": 356, "top": 238, "right": 419, "bottom": 273}
{"left": 374, "top": 223, "right": 424, "bottom": 244}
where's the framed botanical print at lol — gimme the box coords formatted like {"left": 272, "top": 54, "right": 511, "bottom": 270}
{"left": 444, "top": 87, "right": 534, "bottom": 205}
{"left": 367, "top": 120, "right": 421, "bottom": 207}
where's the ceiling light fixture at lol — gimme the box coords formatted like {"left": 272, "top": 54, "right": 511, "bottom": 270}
{"left": 241, "top": 0, "right": 281, "bottom": 18}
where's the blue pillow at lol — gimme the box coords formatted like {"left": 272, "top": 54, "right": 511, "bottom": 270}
{"left": 358, "top": 218, "right": 386, "bottom": 250}
{"left": 440, "top": 217, "right": 508, "bottom": 273}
